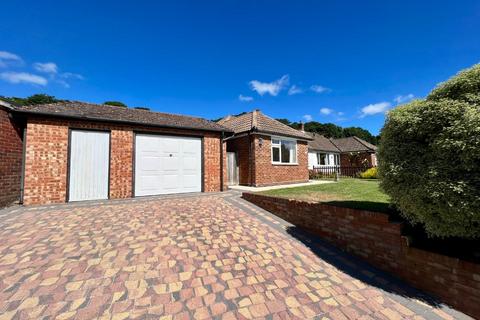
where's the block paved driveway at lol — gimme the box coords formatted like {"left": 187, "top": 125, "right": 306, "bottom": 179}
{"left": 0, "top": 192, "right": 470, "bottom": 320}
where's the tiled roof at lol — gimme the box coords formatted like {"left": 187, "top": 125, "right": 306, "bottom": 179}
{"left": 331, "top": 136, "right": 377, "bottom": 152}
{"left": 307, "top": 133, "right": 341, "bottom": 152}
{"left": 308, "top": 134, "right": 377, "bottom": 153}
{"left": 12, "top": 101, "right": 230, "bottom": 132}
{"left": 218, "top": 110, "right": 312, "bottom": 140}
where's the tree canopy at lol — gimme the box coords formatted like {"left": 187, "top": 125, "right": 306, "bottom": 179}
{"left": 1, "top": 94, "right": 61, "bottom": 106}
{"left": 103, "top": 101, "right": 127, "bottom": 107}
{"left": 276, "top": 119, "right": 378, "bottom": 145}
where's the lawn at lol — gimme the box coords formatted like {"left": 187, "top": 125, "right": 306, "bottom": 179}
{"left": 259, "top": 179, "right": 393, "bottom": 213}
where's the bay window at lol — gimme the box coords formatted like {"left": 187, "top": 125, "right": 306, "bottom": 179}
{"left": 271, "top": 137, "right": 297, "bottom": 164}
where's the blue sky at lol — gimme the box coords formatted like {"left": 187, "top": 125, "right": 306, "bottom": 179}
{"left": 1, "top": 1, "right": 479, "bottom": 135}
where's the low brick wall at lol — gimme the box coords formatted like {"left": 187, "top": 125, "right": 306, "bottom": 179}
{"left": 242, "top": 193, "right": 480, "bottom": 318}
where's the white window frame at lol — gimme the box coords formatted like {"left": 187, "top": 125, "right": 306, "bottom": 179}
{"left": 315, "top": 152, "right": 340, "bottom": 167}
{"left": 271, "top": 136, "right": 298, "bottom": 165}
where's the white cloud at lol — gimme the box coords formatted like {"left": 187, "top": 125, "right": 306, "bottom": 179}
{"left": 249, "top": 75, "right": 289, "bottom": 96}
{"left": 0, "top": 72, "right": 47, "bottom": 86}
{"left": 33, "top": 62, "right": 58, "bottom": 74}
{"left": 310, "top": 85, "right": 330, "bottom": 93}
{"left": 360, "top": 101, "right": 391, "bottom": 117}
{"left": 238, "top": 94, "right": 253, "bottom": 102}
{"left": 288, "top": 85, "right": 303, "bottom": 95}
{"left": 337, "top": 111, "right": 344, "bottom": 116}
{"left": 394, "top": 93, "right": 414, "bottom": 104}
{"left": 320, "top": 107, "right": 334, "bottom": 115}
{"left": 61, "top": 72, "right": 84, "bottom": 80}
{"left": 302, "top": 114, "right": 313, "bottom": 122}
{"left": 0, "top": 51, "right": 22, "bottom": 67}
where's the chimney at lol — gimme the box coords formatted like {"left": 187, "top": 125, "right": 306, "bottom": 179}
{"left": 300, "top": 122, "right": 305, "bottom": 132}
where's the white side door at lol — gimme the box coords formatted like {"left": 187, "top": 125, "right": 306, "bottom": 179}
{"left": 69, "top": 130, "right": 110, "bottom": 201}
{"left": 135, "top": 134, "right": 202, "bottom": 196}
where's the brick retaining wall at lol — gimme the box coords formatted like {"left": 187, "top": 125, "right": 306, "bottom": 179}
{"left": 242, "top": 192, "right": 480, "bottom": 318}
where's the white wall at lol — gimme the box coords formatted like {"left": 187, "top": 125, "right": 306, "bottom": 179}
{"left": 308, "top": 151, "right": 318, "bottom": 169}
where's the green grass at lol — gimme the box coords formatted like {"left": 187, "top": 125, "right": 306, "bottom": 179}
{"left": 260, "top": 179, "right": 393, "bottom": 213}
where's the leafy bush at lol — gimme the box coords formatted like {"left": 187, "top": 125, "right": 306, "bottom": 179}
{"left": 359, "top": 167, "right": 378, "bottom": 179}
{"left": 378, "top": 64, "right": 480, "bottom": 238}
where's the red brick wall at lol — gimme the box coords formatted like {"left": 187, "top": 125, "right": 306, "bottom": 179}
{"left": 226, "top": 135, "right": 252, "bottom": 185}
{"left": 23, "top": 117, "right": 225, "bottom": 205}
{"left": 243, "top": 193, "right": 480, "bottom": 318}
{"left": 340, "top": 152, "right": 376, "bottom": 167}
{"left": 0, "top": 108, "right": 23, "bottom": 207}
{"left": 252, "top": 135, "right": 309, "bottom": 186}
{"left": 110, "top": 129, "right": 133, "bottom": 199}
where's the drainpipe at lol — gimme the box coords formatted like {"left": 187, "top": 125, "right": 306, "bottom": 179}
{"left": 220, "top": 131, "right": 224, "bottom": 191}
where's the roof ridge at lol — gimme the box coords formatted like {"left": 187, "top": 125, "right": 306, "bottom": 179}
{"left": 31, "top": 100, "right": 215, "bottom": 122}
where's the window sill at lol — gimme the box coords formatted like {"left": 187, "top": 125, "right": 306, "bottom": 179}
{"left": 271, "top": 162, "right": 299, "bottom": 166}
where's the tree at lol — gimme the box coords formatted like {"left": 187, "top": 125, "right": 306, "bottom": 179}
{"left": 104, "top": 101, "right": 127, "bottom": 107}
{"left": 378, "top": 63, "right": 480, "bottom": 238}
{"left": 1, "top": 94, "right": 60, "bottom": 106}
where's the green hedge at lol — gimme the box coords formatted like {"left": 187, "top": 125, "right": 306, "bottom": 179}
{"left": 378, "top": 64, "right": 480, "bottom": 238}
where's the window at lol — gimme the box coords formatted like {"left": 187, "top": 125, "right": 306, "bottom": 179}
{"left": 334, "top": 154, "right": 340, "bottom": 166}
{"left": 317, "top": 153, "right": 327, "bottom": 165}
{"left": 316, "top": 153, "right": 340, "bottom": 166}
{"left": 272, "top": 137, "right": 297, "bottom": 164}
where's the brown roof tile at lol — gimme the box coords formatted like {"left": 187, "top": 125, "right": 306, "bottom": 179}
{"left": 13, "top": 101, "right": 230, "bottom": 132}
{"left": 307, "top": 133, "right": 340, "bottom": 152}
{"left": 218, "top": 110, "right": 312, "bottom": 140}
{"left": 331, "top": 136, "right": 377, "bottom": 152}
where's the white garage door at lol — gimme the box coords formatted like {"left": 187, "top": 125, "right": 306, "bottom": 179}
{"left": 69, "top": 130, "right": 110, "bottom": 202}
{"left": 135, "top": 134, "right": 202, "bottom": 196}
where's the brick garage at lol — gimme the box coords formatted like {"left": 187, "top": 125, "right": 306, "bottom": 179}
{"left": 2, "top": 101, "right": 230, "bottom": 206}
{"left": 243, "top": 193, "right": 480, "bottom": 318}
{"left": 23, "top": 117, "right": 226, "bottom": 205}
{"left": 0, "top": 106, "right": 24, "bottom": 207}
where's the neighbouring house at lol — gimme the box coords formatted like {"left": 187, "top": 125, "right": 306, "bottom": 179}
{"left": 308, "top": 133, "right": 378, "bottom": 169}
{"left": 218, "top": 110, "right": 313, "bottom": 187}
{"left": 0, "top": 100, "right": 232, "bottom": 206}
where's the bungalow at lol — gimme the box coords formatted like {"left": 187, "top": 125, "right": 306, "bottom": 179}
{"left": 0, "top": 100, "right": 231, "bottom": 206}
{"left": 308, "top": 133, "right": 378, "bottom": 169}
{"left": 218, "top": 110, "right": 313, "bottom": 187}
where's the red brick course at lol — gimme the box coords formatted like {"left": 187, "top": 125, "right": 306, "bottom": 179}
{"left": 242, "top": 193, "right": 480, "bottom": 318}
{"left": 0, "top": 108, "right": 23, "bottom": 207}
{"left": 226, "top": 134, "right": 309, "bottom": 186}
{"left": 23, "top": 117, "right": 226, "bottom": 205}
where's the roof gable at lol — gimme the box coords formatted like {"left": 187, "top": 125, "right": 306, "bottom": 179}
{"left": 331, "top": 136, "right": 377, "bottom": 152}
{"left": 219, "top": 110, "right": 312, "bottom": 140}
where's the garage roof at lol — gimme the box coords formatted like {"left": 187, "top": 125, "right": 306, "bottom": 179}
{"left": 12, "top": 101, "right": 231, "bottom": 133}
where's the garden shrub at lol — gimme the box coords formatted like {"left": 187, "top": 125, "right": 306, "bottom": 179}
{"left": 359, "top": 167, "right": 378, "bottom": 179}
{"left": 378, "top": 63, "right": 480, "bottom": 239}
